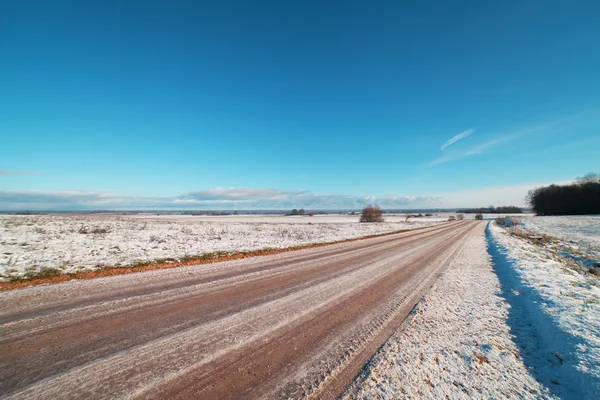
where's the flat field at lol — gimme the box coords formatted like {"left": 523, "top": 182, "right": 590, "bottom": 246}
{"left": 0, "top": 213, "right": 445, "bottom": 281}
{"left": 521, "top": 215, "right": 600, "bottom": 251}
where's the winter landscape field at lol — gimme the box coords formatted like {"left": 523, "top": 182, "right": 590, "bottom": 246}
{"left": 0, "top": 213, "right": 446, "bottom": 281}
{"left": 2, "top": 213, "right": 599, "bottom": 398}
{"left": 4, "top": 2, "right": 600, "bottom": 398}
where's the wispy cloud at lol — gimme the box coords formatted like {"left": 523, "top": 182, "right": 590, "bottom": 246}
{"left": 427, "top": 122, "right": 550, "bottom": 166}
{"left": 0, "top": 170, "right": 38, "bottom": 175}
{"left": 178, "top": 188, "right": 310, "bottom": 201}
{"left": 440, "top": 129, "right": 474, "bottom": 150}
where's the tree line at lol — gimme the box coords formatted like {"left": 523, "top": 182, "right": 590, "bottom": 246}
{"left": 458, "top": 205, "right": 523, "bottom": 214}
{"left": 527, "top": 173, "right": 600, "bottom": 215}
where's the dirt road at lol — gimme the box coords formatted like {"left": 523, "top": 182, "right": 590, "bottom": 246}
{"left": 1, "top": 221, "right": 483, "bottom": 399}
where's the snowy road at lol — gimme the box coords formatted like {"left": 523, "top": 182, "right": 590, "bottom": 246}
{"left": 0, "top": 221, "right": 481, "bottom": 399}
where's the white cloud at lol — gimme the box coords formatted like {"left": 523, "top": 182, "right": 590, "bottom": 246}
{"left": 179, "top": 187, "right": 310, "bottom": 201}
{"left": 428, "top": 123, "right": 549, "bottom": 166}
{"left": 440, "top": 129, "right": 474, "bottom": 150}
{"left": 1, "top": 181, "right": 579, "bottom": 211}
{"left": 0, "top": 188, "right": 442, "bottom": 211}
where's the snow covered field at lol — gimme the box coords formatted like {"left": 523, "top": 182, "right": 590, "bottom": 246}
{"left": 489, "top": 221, "right": 600, "bottom": 398}
{"left": 343, "top": 223, "right": 553, "bottom": 399}
{"left": 0, "top": 214, "right": 443, "bottom": 281}
{"left": 128, "top": 213, "right": 449, "bottom": 224}
{"left": 521, "top": 215, "right": 600, "bottom": 252}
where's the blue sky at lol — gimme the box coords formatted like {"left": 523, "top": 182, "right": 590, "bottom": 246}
{"left": 1, "top": 0, "right": 599, "bottom": 210}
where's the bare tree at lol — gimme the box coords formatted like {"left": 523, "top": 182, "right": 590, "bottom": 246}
{"left": 576, "top": 172, "right": 600, "bottom": 185}
{"left": 457, "top": 213, "right": 464, "bottom": 220}
{"left": 299, "top": 208, "right": 305, "bottom": 215}
{"left": 360, "top": 205, "right": 385, "bottom": 223}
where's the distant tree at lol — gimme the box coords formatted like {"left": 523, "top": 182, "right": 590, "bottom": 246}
{"left": 448, "top": 215, "right": 456, "bottom": 221}
{"left": 458, "top": 206, "right": 522, "bottom": 214}
{"left": 291, "top": 209, "right": 299, "bottom": 215}
{"left": 457, "top": 213, "right": 464, "bottom": 220}
{"left": 475, "top": 213, "right": 484, "bottom": 220}
{"left": 360, "top": 205, "right": 385, "bottom": 223}
{"left": 299, "top": 208, "right": 305, "bottom": 215}
{"left": 233, "top": 210, "right": 239, "bottom": 215}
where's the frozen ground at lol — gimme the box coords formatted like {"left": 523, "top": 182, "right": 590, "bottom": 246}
{"left": 0, "top": 214, "right": 443, "bottom": 281}
{"left": 128, "top": 213, "right": 449, "bottom": 224}
{"left": 342, "top": 223, "right": 553, "bottom": 399}
{"left": 521, "top": 215, "right": 600, "bottom": 252}
{"left": 489, "top": 222, "right": 600, "bottom": 398}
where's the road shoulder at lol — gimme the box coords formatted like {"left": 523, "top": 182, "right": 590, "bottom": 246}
{"left": 341, "top": 223, "right": 554, "bottom": 399}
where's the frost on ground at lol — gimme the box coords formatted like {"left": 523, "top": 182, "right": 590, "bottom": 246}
{"left": 488, "top": 222, "right": 600, "bottom": 398}
{"left": 0, "top": 214, "right": 442, "bottom": 281}
{"left": 342, "top": 223, "right": 553, "bottom": 399}
{"left": 521, "top": 215, "right": 600, "bottom": 254}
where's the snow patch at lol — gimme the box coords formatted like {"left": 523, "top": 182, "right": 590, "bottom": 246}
{"left": 521, "top": 216, "right": 600, "bottom": 253}
{"left": 489, "top": 222, "right": 600, "bottom": 398}
{"left": 0, "top": 215, "right": 442, "bottom": 281}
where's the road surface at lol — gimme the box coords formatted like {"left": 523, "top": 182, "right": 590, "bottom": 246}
{"left": 0, "top": 220, "right": 483, "bottom": 399}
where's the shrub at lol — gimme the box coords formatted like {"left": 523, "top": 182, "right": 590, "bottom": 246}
{"left": 360, "top": 205, "right": 385, "bottom": 223}
{"left": 475, "top": 213, "right": 484, "bottom": 220}
{"left": 506, "top": 217, "right": 521, "bottom": 227}
{"left": 448, "top": 215, "right": 456, "bottom": 221}
{"left": 457, "top": 213, "right": 464, "bottom": 220}
{"left": 495, "top": 217, "right": 505, "bottom": 226}
{"left": 78, "top": 226, "right": 111, "bottom": 234}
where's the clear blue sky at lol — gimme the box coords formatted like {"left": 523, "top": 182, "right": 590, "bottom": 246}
{"left": 1, "top": 0, "right": 599, "bottom": 210}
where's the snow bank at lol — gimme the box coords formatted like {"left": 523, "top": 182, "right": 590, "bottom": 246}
{"left": 0, "top": 215, "right": 442, "bottom": 281}
{"left": 489, "top": 223, "right": 600, "bottom": 398}
{"left": 342, "top": 223, "right": 552, "bottom": 399}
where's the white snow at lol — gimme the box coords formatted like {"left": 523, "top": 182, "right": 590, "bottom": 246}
{"left": 342, "top": 223, "right": 553, "bottom": 399}
{"left": 127, "top": 213, "right": 449, "bottom": 224}
{"left": 0, "top": 214, "right": 443, "bottom": 281}
{"left": 521, "top": 215, "right": 600, "bottom": 252}
{"left": 489, "top": 222, "right": 600, "bottom": 398}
